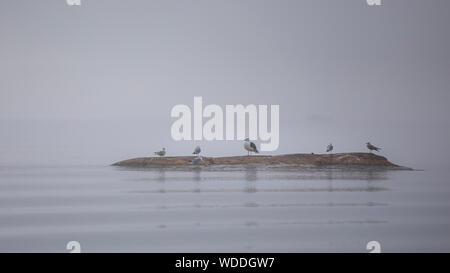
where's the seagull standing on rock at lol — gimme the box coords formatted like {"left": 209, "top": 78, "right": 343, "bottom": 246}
{"left": 192, "top": 146, "right": 201, "bottom": 155}
{"left": 154, "top": 148, "right": 166, "bottom": 157}
{"left": 326, "top": 143, "right": 333, "bottom": 153}
{"left": 366, "top": 142, "right": 381, "bottom": 152}
{"left": 244, "top": 138, "right": 259, "bottom": 156}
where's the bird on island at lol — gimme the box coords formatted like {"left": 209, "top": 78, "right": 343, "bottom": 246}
{"left": 192, "top": 145, "right": 201, "bottom": 155}
{"left": 366, "top": 142, "right": 381, "bottom": 152}
{"left": 326, "top": 143, "right": 333, "bottom": 153}
{"left": 243, "top": 138, "right": 259, "bottom": 156}
{"left": 191, "top": 155, "right": 203, "bottom": 165}
{"left": 154, "top": 148, "right": 166, "bottom": 157}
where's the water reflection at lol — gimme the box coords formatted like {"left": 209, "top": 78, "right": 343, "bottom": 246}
{"left": 193, "top": 168, "right": 201, "bottom": 193}
{"left": 244, "top": 166, "right": 257, "bottom": 193}
{"left": 244, "top": 166, "right": 258, "bottom": 181}
{"left": 363, "top": 170, "right": 388, "bottom": 192}
{"left": 122, "top": 165, "right": 391, "bottom": 183}
{"left": 155, "top": 168, "right": 166, "bottom": 193}
{"left": 4, "top": 164, "right": 439, "bottom": 253}
{"left": 129, "top": 187, "right": 388, "bottom": 194}
{"left": 123, "top": 166, "right": 392, "bottom": 195}
{"left": 193, "top": 167, "right": 202, "bottom": 182}
{"left": 156, "top": 168, "right": 166, "bottom": 183}
{"left": 363, "top": 170, "right": 387, "bottom": 182}
{"left": 326, "top": 169, "right": 334, "bottom": 192}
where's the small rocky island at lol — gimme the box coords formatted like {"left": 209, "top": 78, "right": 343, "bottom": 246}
{"left": 112, "top": 153, "right": 410, "bottom": 170}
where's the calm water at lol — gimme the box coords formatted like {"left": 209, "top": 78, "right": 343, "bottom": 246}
{"left": 0, "top": 164, "right": 449, "bottom": 252}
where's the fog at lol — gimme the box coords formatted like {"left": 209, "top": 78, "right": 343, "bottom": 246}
{"left": 1, "top": 0, "right": 449, "bottom": 170}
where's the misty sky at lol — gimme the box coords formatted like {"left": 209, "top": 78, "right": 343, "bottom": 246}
{"left": 0, "top": 0, "right": 449, "bottom": 169}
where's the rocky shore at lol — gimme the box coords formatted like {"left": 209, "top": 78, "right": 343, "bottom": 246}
{"left": 112, "top": 153, "right": 410, "bottom": 170}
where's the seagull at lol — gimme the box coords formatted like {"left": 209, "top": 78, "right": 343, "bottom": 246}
{"left": 366, "top": 142, "right": 381, "bottom": 152}
{"left": 243, "top": 138, "right": 259, "bottom": 156}
{"left": 154, "top": 148, "right": 166, "bottom": 157}
{"left": 192, "top": 145, "right": 201, "bottom": 155}
{"left": 191, "top": 155, "right": 203, "bottom": 165}
{"left": 326, "top": 143, "right": 333, "bottom": 153}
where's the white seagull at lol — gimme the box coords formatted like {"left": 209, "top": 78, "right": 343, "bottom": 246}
{"left": 191, "top": 155, "right": 203, "bottom": 165}
{"left": 192, "top": 145, "right": 201, "bottom": 155}
{"left": 243, "top": 138, "right": 259, "bottom": 156}
{"left": 154, "top": 148, "right": 166, "bottom": 157}
{"left": 326, "top": 143, "right": 333, "bottom": 153}
{"left": 366, "top": 142, "right": 381, "bottom": 152}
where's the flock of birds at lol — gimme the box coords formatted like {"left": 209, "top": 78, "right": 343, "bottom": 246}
{"left": 154, "top": 138, "right": 259, "bottom": 165}
{"left": 325, "top": 142, "right": 381, "bottom": 153}
{"left": 154, "top": 140, "right": 381, "bottom": 165}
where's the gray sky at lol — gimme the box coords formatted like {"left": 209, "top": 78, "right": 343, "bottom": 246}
{"left": 1, "top": 0, "right": 449, "bottom": 169}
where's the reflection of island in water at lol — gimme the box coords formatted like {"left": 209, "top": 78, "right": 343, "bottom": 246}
{"left": 120, "top": 163, "right": 393, "bottom": 235}
{"left": 124, "top": 163, "right": 391, "bottom": 195}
